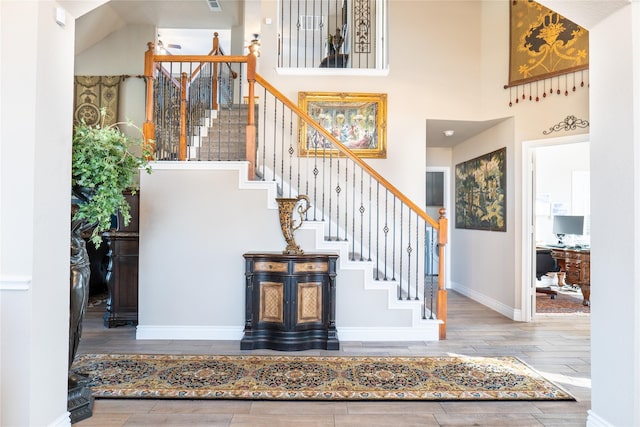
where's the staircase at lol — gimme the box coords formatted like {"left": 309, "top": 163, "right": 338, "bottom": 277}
{"left": 190, "top": 105, "right": 258, "bottom": 161}
{"left": 144, "top": 50, "right": 447, "bottom": 340}
{"left": 173, "top": 99, "right": 442, "bottom": 339}
{"left": 177, "top": 107, "right": 443, "bottom": 338}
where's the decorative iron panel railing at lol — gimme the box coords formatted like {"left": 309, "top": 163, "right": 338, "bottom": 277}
{"left": 277, "top": 0, "right": 386, "bottom": 70}
{"left": 150, "top": 56, "right": 246, "bottom": 161}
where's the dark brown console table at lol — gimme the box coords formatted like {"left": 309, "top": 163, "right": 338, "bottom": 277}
{"left": 102, "top": 191, "right": 139, "bottom": 327}
{"left": 549, "top": 247, "right": 591, "bottom": 306}
{"left": 241, "top": 252, "right": 339, "bottom": 351}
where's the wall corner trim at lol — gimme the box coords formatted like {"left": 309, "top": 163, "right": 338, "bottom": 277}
{"left": 0, "top": 275, "right": 32, "bottom": 291}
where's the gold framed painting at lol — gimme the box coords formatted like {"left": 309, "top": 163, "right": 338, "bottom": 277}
{"left": 298, "top": 92, "right": 387, "bottom": 158}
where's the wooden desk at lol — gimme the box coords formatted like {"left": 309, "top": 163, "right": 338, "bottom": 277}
{"left": 546, "top": 247, "right": 591, "bottom": 306}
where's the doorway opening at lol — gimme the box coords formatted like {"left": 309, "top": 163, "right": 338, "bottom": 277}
{"left": 426, "top": 167, "right": 451, "bottom": 290}
{"left": 522, "top": 134, "right": 590, "bottom": 320}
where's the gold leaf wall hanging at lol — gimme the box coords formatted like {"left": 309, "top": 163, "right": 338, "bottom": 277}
{"left": 505, "top": 0, "right": 589, "bottom": 106}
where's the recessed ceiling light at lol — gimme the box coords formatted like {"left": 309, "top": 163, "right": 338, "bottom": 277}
{"left": 443, "top": 130, "right": 455, "bottom": 137}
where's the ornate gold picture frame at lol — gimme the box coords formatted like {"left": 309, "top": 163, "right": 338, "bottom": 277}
{"left": 298, "top": 92, "right": 387, "bottom": 158}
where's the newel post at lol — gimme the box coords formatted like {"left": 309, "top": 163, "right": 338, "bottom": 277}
{"left": 143, "top": 42, "right": 156, "bottom": 158}
{"left": 211, "top": 32, "right": 219, "bottom": 111}
{"left": 437, "top": 207, "right": 448, "bottom": 339}
{"left": 245, "top": 42, "right": 258, "bottom": 181}
{"left": 212, "top": 32, "right": 220, "bottom": 53}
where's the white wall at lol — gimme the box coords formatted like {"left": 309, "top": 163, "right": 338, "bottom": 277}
{"left": 138, "top": 165, "right": 280, "bottom": 330}
{"left": 0, "top": 1, "right": 75, "bottom": 426}
{"left": 74, "top": 24, "right": 154, "bottom": 139}
{"left": 535, "top": 142, "right": 590, "bottom": 244}
{"left": 137, "top": 163, "right": 414, "bottom": 340}
{"left": 419, "top": 1, "right": 590, "bottom": 317}
{"left": 426, "top": 147, "right": 452, "bottom": 168}
{"left": 257, "top": 1, "right": 483, "bottom": 206}
{"left": 449, "top": 119, "right": 517, "bottom": 316}
{"left": 477, "top": 0, "right": 590, "bottom": 317}
{"left": 588, "top": 4, "right": 640, "bottom": 426}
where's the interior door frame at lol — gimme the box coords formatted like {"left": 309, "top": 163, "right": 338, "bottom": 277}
{"left": 521, "top": 133, "right": 590, "bottom": 321}
{"left": 426, "top": 166, "right": 451, "bottom": 290}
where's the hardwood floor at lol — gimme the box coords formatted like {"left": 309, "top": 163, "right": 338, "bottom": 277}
{"left": 75, "top": 291, "right": 590, "bottom": 426}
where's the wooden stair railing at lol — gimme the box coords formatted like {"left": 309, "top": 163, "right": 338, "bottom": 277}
{"left": 143, "top": 33, "right": 245, "bottom": 161}
{"left": 142, "top": 39, "right": 448, "bottom": 339}
{"left": 253, "top": 74, "right": 448, "bottom": 339}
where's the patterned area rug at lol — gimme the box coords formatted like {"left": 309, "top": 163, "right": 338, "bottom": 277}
{"left": 537, "top": 290, "right": 590, "bottom": 314}
{"left": 71, "top": 354, "right": 574, "bottom": 401}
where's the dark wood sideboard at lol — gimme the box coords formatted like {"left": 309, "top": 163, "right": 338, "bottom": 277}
{"left": 102, "top": 191, "right": 140, "bottom": 327}
{"left": 241, "top": 252, "right": 339, "bottom": 351}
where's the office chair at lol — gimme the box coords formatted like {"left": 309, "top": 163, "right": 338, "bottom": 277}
{"left": 536, "top": 249, "right": 561, "bottom": 299}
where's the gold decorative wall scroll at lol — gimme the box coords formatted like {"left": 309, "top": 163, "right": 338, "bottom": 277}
{"left": 505, "top": 1, "right": 589, "bottom": 106}
{"left": 74, "top": 76, "right": 123, "bottom": 126}
{"left": 298, "top": 92, "right": 387, "bottom": 158}
{"left": 542, "top": 115, "right": 589, "bottom": 135}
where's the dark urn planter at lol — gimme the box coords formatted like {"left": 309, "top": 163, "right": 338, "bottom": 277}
{"left": 68, "top": 203, "right": 94, "bottom": 423}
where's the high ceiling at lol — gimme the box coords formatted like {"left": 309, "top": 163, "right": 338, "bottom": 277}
{"left": 71, "top": 0, "right": 243, "bottom": 55}
{"left": 101, "top": 0, "right": 243, "bottom": 27}
{"left": 426, "top": 118, "right": 509, "bottom": 149}
{"left": 65, "top": 0, "right": 627, "bottom": 148}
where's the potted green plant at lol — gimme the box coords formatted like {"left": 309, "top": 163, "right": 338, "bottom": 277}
{"left": 67, "top": 109, "right": 153, "bottom": 422}
{"left": 71, "top": 109, "right": 153, "bottom": 246}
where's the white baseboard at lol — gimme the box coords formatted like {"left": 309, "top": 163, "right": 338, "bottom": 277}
{"left": 338, "top": 325, "right": 440, "bottom": 342}
{"left": 450, "top": 281, "right": 519, "bottom": 320}
{"left": 47, "top": 412, "right": 71, "bottom": 427}
{"left": 135, "top": 324, "right": 441, "bottom": 342}
{"left": 0, "top": 275, "right": 31, "bottom": 291}
{"left": 586, "top": 410, "right": 617, "bottom": 427}
{"left": 136, "top": 325, "right": 243, "bottom": 340}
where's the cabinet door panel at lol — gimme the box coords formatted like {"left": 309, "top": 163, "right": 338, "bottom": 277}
{"left": 112, "top": 254, "right": 139, "bottom": 311}
{"left": 258, "top": 281, "right": 285, "bottom": 325}
{"left": 296, "top": 281, "right": 323, "bottom": 325}
{"left": 104, "top": 235, "right": 139, "bottom": 327}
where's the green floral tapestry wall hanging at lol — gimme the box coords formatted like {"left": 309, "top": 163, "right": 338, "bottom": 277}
{"left": 455, "top": 148, "right": 506, "bottom": 232}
